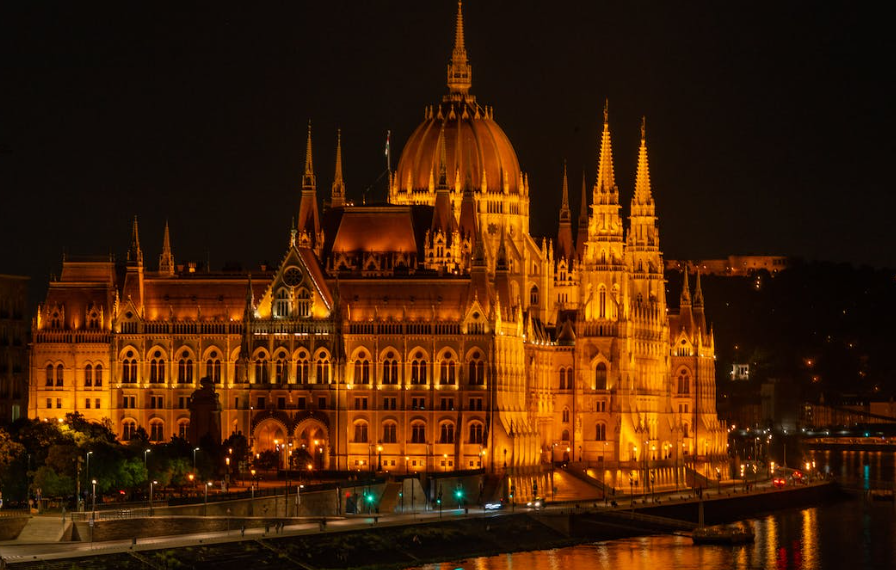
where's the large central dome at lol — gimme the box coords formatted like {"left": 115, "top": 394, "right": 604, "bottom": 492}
{"left": 393, "top": 1, "right": 523, "bottom": 198}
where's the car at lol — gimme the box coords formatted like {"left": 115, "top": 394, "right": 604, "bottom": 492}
{"left": 773, "top": 477, "right": 786, "bottom": 488}
{"left": 483, "top": 501, "right": 504, "bottom": 511}
{"left": 526, "top": 498, "right": 545, "bottom": 509}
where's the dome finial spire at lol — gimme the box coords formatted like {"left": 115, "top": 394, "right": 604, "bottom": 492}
{"left": 447, "top": 0, "right": 472, "bottom": 95}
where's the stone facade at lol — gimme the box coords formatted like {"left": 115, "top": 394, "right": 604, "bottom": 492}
{"left": 28, "top": 2, "right": 727, "bottom": 495}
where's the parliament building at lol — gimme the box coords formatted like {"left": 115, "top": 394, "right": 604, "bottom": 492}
{"left": 29, "top": 2, "right": 728, "bottom": 497}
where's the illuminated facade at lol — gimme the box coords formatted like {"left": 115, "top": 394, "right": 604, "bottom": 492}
{"left": 28, "top": 2, "right": 727, "bottom": 496}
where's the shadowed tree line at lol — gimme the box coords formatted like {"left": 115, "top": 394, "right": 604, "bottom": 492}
{"left": 0, "top": 412, "right": 249, "bottom": 507}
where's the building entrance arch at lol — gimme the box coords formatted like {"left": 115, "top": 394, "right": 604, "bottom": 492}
{"left": 253, "top": 418, "right": 289, "bottom": 469}
{"left": 294, "top": 418, "right": 330, "bottom": 471}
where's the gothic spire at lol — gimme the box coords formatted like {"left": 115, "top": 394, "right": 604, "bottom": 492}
{"left": 302, "top": 120, "right": 316, "bottom": 190}
{"left": 576, "top": 172, "right": 589, "bottom": 260}
{"left": 159, "top": 220, "right": 174, "bottom": 275}
{"left": 432, "top": 126, "right": 458, "bottom": 239}
{"left": 127, "top": 215, "right": 143, "bottom": 265}
{"left": 694, "top": 268, "right": 704, "bottom": 307}
{"left": 594, "top": 100, "right": 617, "bottom": 201}
{"left": 556, "top": 161, "right": 575, "bottom": 261}
{"left": 331, "top": 128, "right": 345, "bottom": 208}
{"left": 447, "top": 0, "right": 472, "bottom": 95}
{"left": 633, "top": 116, "right": 653, "bottom": 206}
{"left": 680, "top": 268, "right": 692, "bottom": 305}
{"left": 297, "top": 121, "right": 321, "bottom": 247}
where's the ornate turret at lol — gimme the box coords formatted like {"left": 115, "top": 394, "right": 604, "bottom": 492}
{"left": 127, "top": 216, "right": 143, "bottom": 265}
{"left": 576, "top": 172, "right": 589, "bottom": 260}
{"left": 331, "top": 129, "right": 346, "bottom": 208}
{"left": 556, "top": 161, "right": 575, "bottom": 261}
{"left": 693, "top": 269, "right": 707, "bottom": 333}
{"left": 159, "top": 221, "right": 174, "bottom": 276}
{"left": 447, "top": 0, "right": 472, "bottom": 96}
{"left": 297, "top": 121, "right": 322, "bottom": 252}
{"left": 594, "top": 100, "right": 618, "bottom": 204}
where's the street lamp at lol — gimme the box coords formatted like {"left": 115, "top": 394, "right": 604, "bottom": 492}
{"left": 85, "top": 451, "right": 93, "bottom": 509}
{"left": 443, "top": 453, "right": 448, "bottom": 473}
{"left": 377, "top": 445, "right": 383, "bottom": 472}
{"left": 91, "top": 479, "right": 97, "bottom": 516}
{"left": 144, "top": 448, "right": 151, "bottom": 470}
{"left": 149, "top": 480, "right": 158, "bottom": 516}
{"left": 204, "top": 481, "right": 212, "bottom": 516}
{"left": 193, "top": 447, "right": 200, "bottom": 470}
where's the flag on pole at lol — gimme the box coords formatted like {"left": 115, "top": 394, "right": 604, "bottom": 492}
{"left": 385, "top": 130, "right": 391, "bottom": 171}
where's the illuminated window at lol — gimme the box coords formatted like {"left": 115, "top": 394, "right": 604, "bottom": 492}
{"left": 149, "top": 351, "right": 165, "bottom": 383}
{"left": 254, "top": 356, "right": 268, "bottom": 383}
{"left": 354, "top": 353, "right": 370, "bottom": 384}
{"left": 178, "top": 357, "right": 194, "bottom": 383}
{"left": 594, "top": 362, "right": 608, "bottom": 390}
{"left": 296, "top": 288, "right": 312, "bottom": 317}
{"left": 382, "top": 352, "right": 399, "bottom": 384}
{"left": 599, "top": 286, "right": 607, "bottom": 318}
{"left": 45, "top": 364, "right": 53, "bottom": 386}
{"left": 274, "top": 288, "right": 289, "bottom": 318}
{"left": 529, "top": 285, "right": 539, "bottom": 305}
{"left": 596, "top": 423, "right": 606, "bottom": 441}
{"left": 440, "top": 357, "right": 456, "bottom": 385}
{"left": 95, "top": 364, "right": 103, "bottom": 386}
{"left": 315, "top": 355, "right": 330, "bottom": 384}
{"left": 207, "top": 350, "right": 221, "bottom": 383}
{"left": 85, "top": 364, "right": 93, "bottom": 387}
{"left": 150, "top": 421, "right": 164, "bottom": 442}
{"left": 354, "top": 422, "right": 368, "bottom": 443}
{"left": 296, "top": 352, "right": 310, "bottom": 383}
{"left": 411, "top": 422, "right": 426, "bottom": 443}
{"left": 677, "top": 370, "right": 690, "bottom": 395}
{"left": 122, "top": 350, "right": 137, "bottom": 383}
{"left": 178, "top": 421, "right": 189, "bottom": 440}
{"left": 55, "top": 364, "right": 64, "bottom": 386}
{"left": 440, "top": 423, "right": 455, "bottom": 444}
{"left": 469, "top": 423, "right": 483, "bottom": 444}
{"left": 122, "top": 420, "right": 137, "bottom": 441}
{"left": 275, "top": 353, "right": 288, "bottom": 383}
{"left": 410, "top": 352, "right": 428, "bottom": 384}
{"left": 382, "top": 423, "right": 397, "bottom": 443}
{"left": 468, "top": 351, "right": 484, "bottom": 385}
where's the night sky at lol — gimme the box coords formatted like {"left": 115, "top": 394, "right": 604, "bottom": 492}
{"left": 2, "top": 1, "right": 891, "bottom": 305}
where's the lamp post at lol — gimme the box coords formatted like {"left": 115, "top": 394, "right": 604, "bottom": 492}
{"left": 85, "top": 451, "right": 93, "bottom": 510}
{"left": 250, "top": 469, "right": 256, "bottom": 500}
{"left": 204, "top": 481, "right": 212, "bottom": 516}
{"left": 443, "top": 453, "right": 448, "bottom": 473}
{"left": 91, "top": 479, "right": 97, "bottom": 516}
{"left": 149, "top": 480, "right": 157, "bottom": 516}
{"left": 368, "top": 444, "right": 373, "bottom": 473}
{"left": 193, "top": 447, "right": 200, "bottom": 470}
{"left": 377, "top": 445, "right": 383, "bottom": 472}
{"left": 144, "top": 448, "right": 151, "bottom": 471}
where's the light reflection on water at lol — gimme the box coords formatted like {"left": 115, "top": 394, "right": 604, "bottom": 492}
{"left": 413, "top": 451, "right": 896, "bottom": 570}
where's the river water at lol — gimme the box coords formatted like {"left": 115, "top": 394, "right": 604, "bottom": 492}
{"left": 413, "top": 450, "right": 896, "bottom": 570}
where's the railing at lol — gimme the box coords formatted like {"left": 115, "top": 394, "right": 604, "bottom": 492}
{"left": 347, "top": 321, "right": 462, "bottom": 336}
{"left": 34, "top": 330, "right": 111, "bottom": 343}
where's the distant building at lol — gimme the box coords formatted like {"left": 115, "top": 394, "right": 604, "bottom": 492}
{"left": 730, "top": 363, "right": 750, "bottom": 381}
{"left": 666, "top": 256, "right": 791, "bottom": 276}
{"left": 761, "top": 379, "right": 800, "bottom": 432}
{"left": 0, "top": 274, "right": 29, "bottom": 423}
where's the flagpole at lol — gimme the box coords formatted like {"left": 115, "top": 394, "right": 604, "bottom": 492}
{"left": 385, "top": 130, "right": 391, "bottom": 172}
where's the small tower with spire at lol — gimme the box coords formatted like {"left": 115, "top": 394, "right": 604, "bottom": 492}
{"left": 127, "top": 216, "right": 143, "bottom": 266}
{"left": 159, "top": 221, "right": 175, "bottom": 276}
{"left": 331, "top": 129, "right": 346, "bottom": 209}
{"left": 447, "top": 0, "right": 472, "bottom": 96}
{"left": 556, "top": 161, "right": 574, "bottom": 261}
{"left": 297, "top": 121, "right": 323, "bottom": 254}
{"left": 626, "top": 116, "right": 664, "bottom": 308}
{"left": 576, "top": 172, "right": 589, "bottom": 261}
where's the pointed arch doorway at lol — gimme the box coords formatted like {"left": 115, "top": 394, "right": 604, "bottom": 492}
{"left": 294, "top": 418, "right": 330, "bottom": 472}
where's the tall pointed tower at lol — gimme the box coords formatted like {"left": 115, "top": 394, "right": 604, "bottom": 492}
{"left": 580, "top": 101, "right": 625, "bottom": 321}
{"left": 626, "top": 117, "right": 665, "bottom": 309}
{"left": 576, "top": 172, "right": 589, "bottom": 261}
{"left": 297, "top": 122, "right": 323, "bottom": 253}
{"left": 556, "top": 162, "right": 575, "bottom": 261}
{"left": 159, "top": 221, "right": 175, "bottom": 276}
{"left": 331, "top": 129, "right": 346, "bottom": 209}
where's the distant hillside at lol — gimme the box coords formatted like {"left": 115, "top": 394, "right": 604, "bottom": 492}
{"left": 666, "top": 261, "right": 896, "bottom": 402}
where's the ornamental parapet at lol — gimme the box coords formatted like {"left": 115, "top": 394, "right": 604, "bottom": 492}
{"left": 34, "top": 330, "right": 111, "bottom": 344}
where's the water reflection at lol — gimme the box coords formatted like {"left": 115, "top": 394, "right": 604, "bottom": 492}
{"left": 414, "top": 451, "right": 896, "bottom": 570}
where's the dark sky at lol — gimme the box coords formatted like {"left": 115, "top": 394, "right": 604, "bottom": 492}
{"left": 2, "top": 1, "right": 892, "bottom": 304}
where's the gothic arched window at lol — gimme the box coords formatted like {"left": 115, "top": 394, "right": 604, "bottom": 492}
{"left": 411, "top": 352, "right": 428, "bottom": 385}
{"left": 594, "top": 362, "right": 608, "bottom": 390}
{"left": 150, "top": 351, "right": 165, "bottom": 383}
